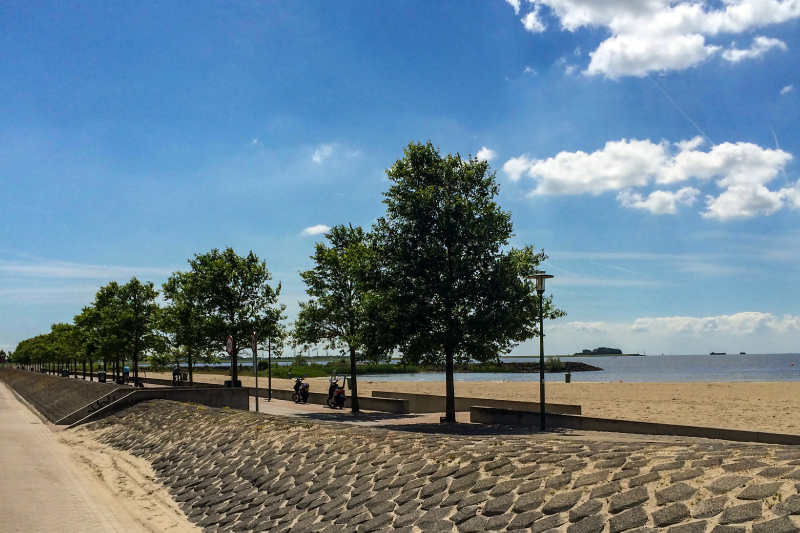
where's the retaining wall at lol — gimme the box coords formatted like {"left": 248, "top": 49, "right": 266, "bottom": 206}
{"left": 248, "top": 387, "right": 410, "bottom": 414}
{"left": 68, "top": 387, "right": 250, "bottom": 427}
{"left": 470, "top": 406, "right": 800, "bottom": 445}
{"left": 371, "top": 390, "right": 581, "bottom": 415}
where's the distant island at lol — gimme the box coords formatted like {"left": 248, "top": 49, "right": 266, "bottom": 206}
{"left": 710, "top": 352, "right": 726, "bottom": 355}
{"left": 571, "top": 347, "right": 642, "bottom": 356}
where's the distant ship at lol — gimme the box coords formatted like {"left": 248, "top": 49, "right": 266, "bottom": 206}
{"left": 740, "top": 352, "right": 746, "bottom": 355}
{"left": 710, "top": 352, "right": 726, "bottom": 355}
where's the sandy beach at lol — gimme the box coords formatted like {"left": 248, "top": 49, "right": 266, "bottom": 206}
{"left": 147, "top": 371, "right": 800, "bottom": 435}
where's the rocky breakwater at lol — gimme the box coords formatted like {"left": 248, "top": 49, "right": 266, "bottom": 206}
{"left": 86, "top": 400, "right": 800, "bottom": 532}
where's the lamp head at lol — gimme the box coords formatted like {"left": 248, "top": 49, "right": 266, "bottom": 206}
{"left": 530, "top": 271, "right": 554, "bottom": 294}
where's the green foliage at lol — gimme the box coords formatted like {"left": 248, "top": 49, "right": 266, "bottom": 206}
{"left": 545, "top": 356, "right": 566, "bottom": 372}
{"left": 292, "top": 352, "right": 309, "bottom": 366}
{"left": 187, "top": 247, "right": 285, "bottom": 361}
{"left": 374, "top": 141, "right": 566, "bottom": 420}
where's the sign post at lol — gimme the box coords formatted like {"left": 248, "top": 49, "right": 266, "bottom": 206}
{"left": 225, "top": 335, "right": 238, "bottom": 387}
{"left": 268, "top": 337, "right": 272, "bottom": 401}
{"left": 252, "top": 332, "right": 258, "bottom": 413}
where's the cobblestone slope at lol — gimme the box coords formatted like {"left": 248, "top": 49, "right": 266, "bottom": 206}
{"left": 86, "top": 400, "right": 800, "bottom": 532}
{"left": 0, "top": 368, "right": 124, "bottom": 422}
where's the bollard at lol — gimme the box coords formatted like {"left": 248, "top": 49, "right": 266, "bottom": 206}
{"left": 565, "top": 372, "right": 571, "bottom": 383}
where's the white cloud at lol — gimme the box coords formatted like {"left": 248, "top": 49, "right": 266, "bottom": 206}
{"left": 631, "top": 312, "right": 800, "bottom": 335}
{"left": 617, "top": 187, "right": 699, "bottom": 214}
{"left": 506, "top": 137, "right": 793, "bottom": 219}
{"left": 301, "top": 224, "right": 331, "bottom": 236}
{"left": 703, "top": 185, "right": 786, "bottom": 220}
{"left": 523, "top": 65, "right": 536, "bottom": 74}
{"left": 312, "top": 144, "right": 334, "bottom": 164}
{"left": 0, "top": 260, "right": 174, "bottom": 279}
{"left": 564, "top": 64, "right": 578, "bottom": 75}
{"left": 781, "top": 84, "right": 795, "bottom": 95}
{"left": 511, "top": 1, "right": 800, "bottom": 77}
{"left": 521, "top": 6, "right": 546, "bottom": 32}
{"left": 505, "top": 0, "right": 521, "bottom": 15}
{"left": 476, "top": 147, "right": 497, "bottom": 161}
{"left": 722, "top": 36, "right": 787, "bottom": 62}
{"left": 565, "top": 321, "right": 608, "bottom": 333}
{"left": 586, "top": 34, "right": 720, "bottom": 78}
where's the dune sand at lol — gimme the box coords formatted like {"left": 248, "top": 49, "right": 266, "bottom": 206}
{"left": 146, "top": 371, "right": 800, "bottom": 435}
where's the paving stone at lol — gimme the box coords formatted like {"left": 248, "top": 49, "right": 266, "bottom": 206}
{"left": 542, "top": 490, "right": 583, "bottom": 514}
{"left": 546, "top": 473, "right": 573, "bottom": 489}
{"left": 609, "top": 487, "right": 650, "bottom": 514}
{"left": 393, "top": 509, "right": 423, "bottom": 528}
{"left": 575, "top": 470, "right": 609, "bottom": 488}
{"left": 569, "top": 499, "right": 603, "bottom": 523}
{"left": 597, "top": 457, "right": 627, "bottom": 469}
{"left": 420, "top": 477, "right": 450, "bottom": 499}
{"left": 489, "top": 479, "right": 520, "bottom": 496}
{"left": 775, "top": 494, "right": 800, "bottom": 516}
{"left": 591, "top": 481, "right": 621, "bottom": 499}
{"left": 567, "top": 514, "right": 605, "bottom": 533}
{"left": 628, "top": 472, "right": 661, "bottom": 488}
{"left": 458, "top": 492, "right": 489, "bottom": 510}
{"left": 609, "top": 506, "right": 648, "bottom": 533}
{"left": 759, "top": 466, "right": 794, "bottom": 478}
{"left": 707, "top": 476, "right": 750, "bottom": 495}
{"left": 666, "top": 521, "right": 708, "bottom": 533}
{"left": 692, "top": 457, "right": 724, "bottom": 468}
{"left": 692, "top": 495, "right": 728, "bottom": 519}
{"left": 613, "top": 469, "right": 640, "bottom": 481}
{"left": 485, "top": 512, "right": 513, "bottom": 530}
{"left": 508, "top": 510, "right": 543, "bottom": 530}
{"left": 737, "top": 481, "right": 783, "bottom": 500}
{"left": 417, "top": 507, "right": 453, "bottom": 527}
{"left": 457, "top": 515, "right": 488, "bottom": 533}
{"left": 656, "top": 483, "right": 698, "bottom": 505}
{"left": 513, "top": 489, "right": 547, "bottom": 512}
{"left": 653, "top": 503, "right": 691, "bottom": 527}
{"left": 450, "top": 472, "right": 481, "bottom": 493}
{"left": 671, "top": 468, "right": 705, "bottom": 483}
{"left": 718, "top": 501, "right": 763, "bottom": 524}
{"left": 709, "top": 526, "right": 745, "bottom": 533}
{"left": 450, "top": 505, "right": 478, "bottom": 525}
{"left": 482, "top": 493, "right": 516, "bottom": 516}
{"left": 652, "top": 461, "right": 685, "bottom": 472}
{"left": 420, "top": 491, "right": 447, "bottom": 510}
{"left": 722, "top": 460, "right": 768, "bottom": 473}
{"left": 752, "top": 516, "right": 800, "bottom": 533}
{"left": 530, "top": 513, "right": 566, "bottom": 533}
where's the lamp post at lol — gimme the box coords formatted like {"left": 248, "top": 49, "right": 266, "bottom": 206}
{"left": 531, "top": 271, "right": 553, "bottom": 431}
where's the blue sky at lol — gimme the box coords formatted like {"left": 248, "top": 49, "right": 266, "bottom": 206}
{"left": 2, "top": 1, "right": 799, "bottom": 356}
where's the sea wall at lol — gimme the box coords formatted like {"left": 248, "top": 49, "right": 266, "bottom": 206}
{"left": 83, "top": 399, "right": 800, "bottom": 533}
{"left": 0, "top": 367, "right": 125, "bottom": 422}
{"left": 371, "top": 390, "right": 581, "bottom": 415}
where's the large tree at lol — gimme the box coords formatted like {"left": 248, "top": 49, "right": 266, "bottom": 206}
{"left": 187, "top": 247, "right": 285, "bottom": 385}
{"left": 118, "top": 277, "right": 160, "bottom": 381}
{"left": 295, "top": 224, "right": 393, "bottom": 413}
{"left": 375, "top": 141, "right": 565, "bottom": 422}
{"left": 161, "top": 271, "right": 207, "bottom": 384}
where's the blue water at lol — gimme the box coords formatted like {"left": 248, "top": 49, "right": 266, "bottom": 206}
{"left": 362, "top": 353, "right": 800, "bottom": 383}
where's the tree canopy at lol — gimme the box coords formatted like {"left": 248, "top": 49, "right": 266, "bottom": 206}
{"left": 374, "top": 141, "right": 565, "bottom": 421}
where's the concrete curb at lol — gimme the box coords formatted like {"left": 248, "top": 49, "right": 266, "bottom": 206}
{"left": 470, "top": 406, "right": 800, "bottom": 444}
{"left": 372, "top": 390, "right": 581, "bottom": 415}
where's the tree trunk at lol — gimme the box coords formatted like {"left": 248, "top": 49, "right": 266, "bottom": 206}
{"left": 188, "top": 348, "right": 193, "bottom": 385}
{"left": 444, "top": 344, "right": 456, "bottom": 422}
{"left": 348, "top": 344, "right": 360, "bottom": 413}
{"left": 90, "top": 359, "right": 93, "bottom": 381}
{"left": 231, "top": 343, "right": 239, "bottom": 385}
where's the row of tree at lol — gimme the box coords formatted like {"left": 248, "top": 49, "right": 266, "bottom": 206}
{"left": 8, "top": 142, "right": 564, "bottom": 422}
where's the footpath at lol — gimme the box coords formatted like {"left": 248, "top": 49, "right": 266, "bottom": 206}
{"left": 0, "top": 381, "right": 145, "bottom": 533}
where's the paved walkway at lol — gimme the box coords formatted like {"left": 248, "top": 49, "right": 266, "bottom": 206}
{"left": 0, "top": 382, "right": 144, "bottom": 533}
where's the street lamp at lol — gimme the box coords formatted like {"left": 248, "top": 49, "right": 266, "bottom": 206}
{"left": 530, "top": 271, "right": 553, "bottom": 431}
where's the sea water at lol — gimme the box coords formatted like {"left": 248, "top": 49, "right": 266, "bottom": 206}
{"left": 362, "top": 353, "right": 800, "bottom": 383}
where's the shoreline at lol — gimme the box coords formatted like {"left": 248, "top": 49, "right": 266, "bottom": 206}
{"left": 147, "top": 371, "right": 800, "bottom": 435}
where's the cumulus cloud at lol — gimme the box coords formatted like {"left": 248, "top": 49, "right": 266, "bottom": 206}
{"left": 505, "top": 0, "right": 521, "bottom": 15}
{"left": 617, "top": 187, "right": 699, "bottom": 214}
{"left": 781, "top": 84, "right": 795, "bottom": 95}
{"left": 510, "top": 1, "right": 800, "bottom": 77}
{"left": 301, "top": 225, "right": 330, "bottom": 236}
{"left": 631, "top": 312, "right": 800, "bottom": 335}
{"left": 312, "top": 144, "right": 334, "bottom": 164}
{"left": 476, "top": 147, "right": 497, "bottom": 161}
{"left": 505, "top": 136, "right": 793, "bottom": 219}
{"left": 722, "top": 36, "right": 787, "bottom": 62}
{"left": 521, "top": 6, "right": 546, "bottom": 32}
